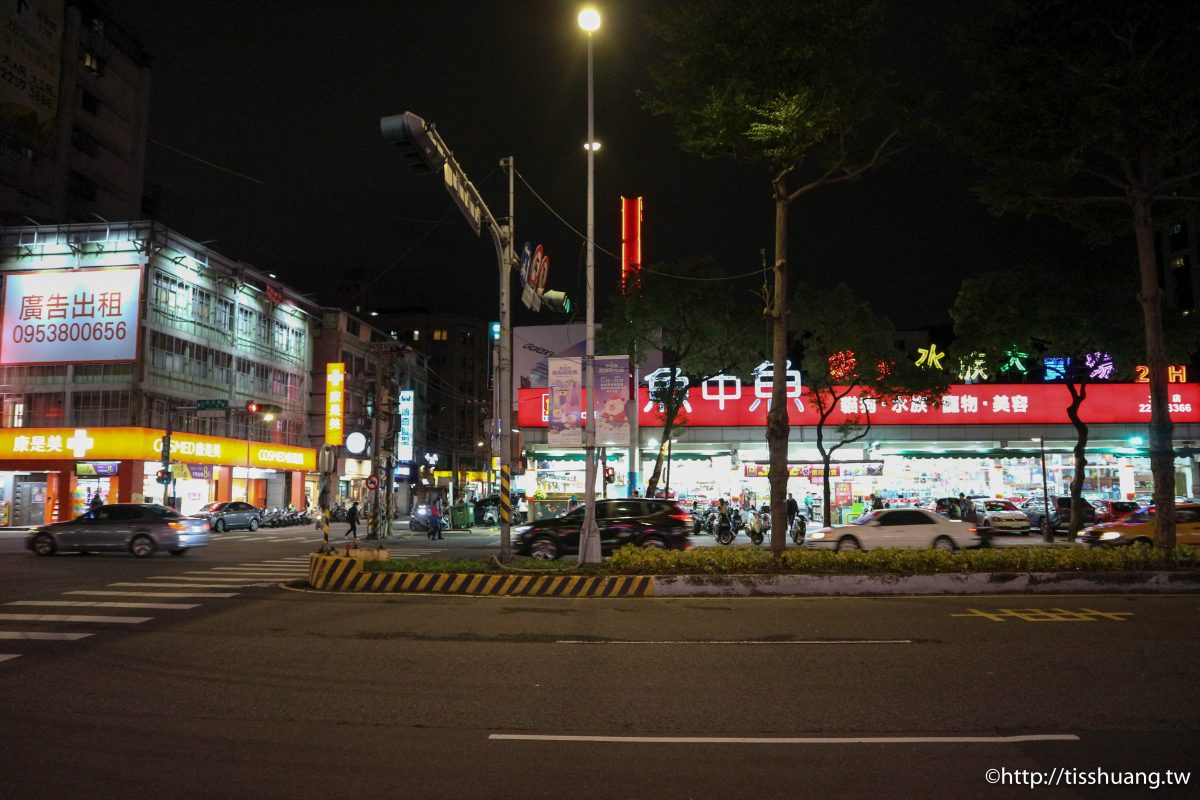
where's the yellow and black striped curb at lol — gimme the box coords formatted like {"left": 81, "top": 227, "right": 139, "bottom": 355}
{"left": 308, "top": 554, "right": 653, "bottom": 596}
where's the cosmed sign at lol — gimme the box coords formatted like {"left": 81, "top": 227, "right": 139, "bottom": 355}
{"left": 0, "top": 268, "right": 143, "bottom": 365}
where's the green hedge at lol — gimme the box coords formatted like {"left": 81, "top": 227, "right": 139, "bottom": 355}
{"left": 605, "top": 543, "right": 1200, "bottom": 575}
{"left": 360, "top": 544, "right": 1199, "bottom": 576}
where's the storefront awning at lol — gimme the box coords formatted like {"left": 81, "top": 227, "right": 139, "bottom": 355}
{"left": 882, "top": 447, "right": 1196, "bottom": 459}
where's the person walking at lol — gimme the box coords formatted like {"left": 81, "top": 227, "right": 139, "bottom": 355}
{"left": 345, "top": 501, "right": 359, "bottom": 538}
{"left": 429, "top": 501, "right": 444, "bottom": 540}
{"left": 804, "top": 493, "right": 814, "bottom": 520}
{"left": 786, "top": 493, "right": 799, "bottom": 531}
{"left": 871, "top": 493, "right": 884, "bottom": 511}
{"left": 89, "top": 492, "right": 104, "bottom": 511}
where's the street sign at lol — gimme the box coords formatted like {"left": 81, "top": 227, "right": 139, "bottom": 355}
{"left": 365, "top": 475, "right": 380, "bottom": 491}
{"left": 196, "top": 399, "right": 228, "bottom": 417}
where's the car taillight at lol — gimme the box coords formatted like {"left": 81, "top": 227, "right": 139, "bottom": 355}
{"left": 670, "top": 512, "right": 690, "bottom": 522}
{"left": 169, "top": 522, "right": 186, "bottom": 531}
{"left": 968, "top": 527, "right": 978, "bottom": 534}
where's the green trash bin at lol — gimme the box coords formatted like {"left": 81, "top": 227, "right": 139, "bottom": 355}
{"left": 450, "top": 502, "right": 472, "bottom": 529}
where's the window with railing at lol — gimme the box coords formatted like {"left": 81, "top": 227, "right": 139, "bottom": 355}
{"left": 0, "top": 365, "right": 68, "bottom": 386}
{"left": 73, "top": 390, "right": 130, "bottom": 427}
{"left": 0, "top": 392, "right": 66, "bottom": 427}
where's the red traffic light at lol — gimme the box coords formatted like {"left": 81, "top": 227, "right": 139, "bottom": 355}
{"left": 246, "top": 402, "right": 260, "bottom": 413}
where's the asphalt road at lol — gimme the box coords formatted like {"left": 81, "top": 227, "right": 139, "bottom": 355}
{"left": 0, "top": 527, "right": 1197, "bottom": 799}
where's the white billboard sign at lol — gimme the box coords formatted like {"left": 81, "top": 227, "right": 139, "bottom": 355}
{"left": 397, "top": 389, "right": 415, "bottom": 462}
{"left": 1, "top": 267, "right": 143, "bottom": 365}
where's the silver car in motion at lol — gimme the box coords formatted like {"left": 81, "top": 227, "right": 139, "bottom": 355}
{"left": 803, "top": 507, "right": 981, "bottom": 552}
{"left": 26, "top": 503, "right": 211, "bottom": 558}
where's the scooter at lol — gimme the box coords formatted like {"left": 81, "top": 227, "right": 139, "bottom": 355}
{"left": 714, "top": 510, "right": 736, "bottom": 545}
{"left": 790, "top": 514, "right": 807, "bottom": 545}
{"left": 408, "top": 505, "right": 434, "bottom": 533}
{"left": 746, "top": 506, "right": 769, "bottom": 545}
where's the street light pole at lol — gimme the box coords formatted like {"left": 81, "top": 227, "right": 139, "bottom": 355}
{"left": 1037, "top": 436, "right": 1053, "bottom": 542}
{"left": 578, "top": 6, "right": 602, "bottom": 565}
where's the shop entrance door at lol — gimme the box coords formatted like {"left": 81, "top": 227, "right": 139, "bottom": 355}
{"left": 15, "top": 478, "right": 46, "bottom": 526}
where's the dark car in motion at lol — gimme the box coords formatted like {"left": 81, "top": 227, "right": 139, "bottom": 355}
{"left": 512, "top": 498, "right": 692, "bottom": 560}
{"left": 26, "top": 503, "right": 211, "bottom": 558}
{"left": 193, "top": 500, "right": 261, "bottom": 532}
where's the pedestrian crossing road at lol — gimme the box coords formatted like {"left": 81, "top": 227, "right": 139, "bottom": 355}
{"left": 0, "top": 554, "right": 312, "bottom": 666}
{"left": 1, "top": 537, "right": 448, "bottom": 665}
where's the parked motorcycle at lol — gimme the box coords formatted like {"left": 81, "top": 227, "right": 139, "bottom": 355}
{"left": 714, "top": 509, "right": 736, "bottom": 545}
{"left": 790, "top": 514, "right": 807, "bottom": 544}
{"left": 746, "top": 505, "right": 769, "bottom": 545}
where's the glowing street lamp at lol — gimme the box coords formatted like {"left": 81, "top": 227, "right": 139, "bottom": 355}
{"left": 577, "top": 5, "right": 603, "bottom": 565}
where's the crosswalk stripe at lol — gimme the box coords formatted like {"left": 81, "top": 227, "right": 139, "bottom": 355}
{"left": 209, "top": 569, "right": 305, "bottom": 574}
{"left": 0, "top": 631, "right": 93, "bottom": 640}
{"left": 64, "top": 590, "right": 238, "bottom": 598}
{"left": 106, "top": 582, "right": 259, "bottom": 589}
{"left": 147, "top": 576, "right": 267, "bottom": 582}
{"left": 0, "top": 654, "right": 20, "bottom": 662}
{"left": 6, "top": 600, "right": 199, "bottom": 610}
{"left": 0, "top": 613, "right": 152, "bottom": 624}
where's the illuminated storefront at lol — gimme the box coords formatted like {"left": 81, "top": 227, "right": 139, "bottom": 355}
{"left": 0, "top": 426, "right": 315, "bottom": 523}
{"left": 517, "top": 381, "right": 1200, "bottom": 513}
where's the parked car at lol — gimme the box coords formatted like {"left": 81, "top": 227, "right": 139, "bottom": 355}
{"left": 512, "top": 498, "right": 692, "bottom": 560}
{"left": 978, "top": 499, "right": 1030, "bottom": 534}
{"left": 803, "top": 507, "right": 983, "bottom": 552}
{"left": 193, "top": 501, "right": 261, "bottom": 532}
{"left": 1019, "top": 496, "right": 1096, "bottom": 531}
{"left": 1093, "top": 499, "right": 1141, "bottom": 524}
{"left": 931, "top": 496, "right": 993, "bottom": 529}
{"left": 26, "top": 503, "right": 211, "bottom": 557}
{"left": 1080, "top": 503, "right": 1200, "bottom": 547}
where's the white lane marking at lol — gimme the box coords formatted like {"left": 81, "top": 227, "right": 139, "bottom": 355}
{"left": 0, "top": 654, "right": 20, "bottom": 662}
{"left": 63, "top": 590, "right": 238, "bottom": 598}
{"left": 555, "top": 640, "right": 913, "bottom": 645}
{"left": 6, "top": 600, "right": 199, "bottom": 610}
{"left": 0, "top": 613, "right": 152, "bottom": 624}
{"left": 489, "top": 734, "right": 1081, "bottom": 744}
{"left": 0, "top": 631, "right": 93, "bottom": 640}
{"left": 214, "top": 535, "right": 251, "bottom": 541}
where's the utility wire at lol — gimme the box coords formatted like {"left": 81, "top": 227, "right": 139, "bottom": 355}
{"left": 515, "top": 168, "right": 769, "bottom": 284}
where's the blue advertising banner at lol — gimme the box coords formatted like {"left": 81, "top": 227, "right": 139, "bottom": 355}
{"left": 594, "top": 356, "right": 630, "bottom": 446}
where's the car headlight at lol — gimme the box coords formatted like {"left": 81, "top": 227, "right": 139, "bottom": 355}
{"left": 809, "top": 531, "right": 826, "bottom": 539}
{"left": 513, "top": 524, "right": 532, "bottom": 536}
{"left": 1100, "top": 531, "right": 1121, "bottom": 541}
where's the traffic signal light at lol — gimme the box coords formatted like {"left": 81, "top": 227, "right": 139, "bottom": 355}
{"left": 380, "top": 112, "right": 447, "bottom": 173}
{"left": 246, "top": 402, "right": 283, "bottom": 415}
{"left": 604, "top": 466, "right": 615, "bottom": 484}
{"left": 542, "top": 290, "right": 572, "bottom": 313}
{"left": 155, "top": 469, "right": 171, "bottom": 485}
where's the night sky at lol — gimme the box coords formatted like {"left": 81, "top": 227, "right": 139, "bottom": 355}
{"left": 112, "top": 0, "right": 1092, "bottom": 331}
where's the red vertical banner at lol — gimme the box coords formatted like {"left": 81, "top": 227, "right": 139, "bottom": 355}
{"left": 621, "top": 196, "right": 642, "bottom": 295}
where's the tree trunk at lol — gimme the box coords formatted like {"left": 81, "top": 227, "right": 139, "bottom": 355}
{"left": 1065, "top": 383, "right": 1088, "bottom": 543}
{"left": 643, "top": 396, "right": 680, "bottom": 497}
{"left": 766, "top": 185, "right": 790, "bottom": 556}
{"left": 1132, "top": 196, "right": 1176, "bottom": 548}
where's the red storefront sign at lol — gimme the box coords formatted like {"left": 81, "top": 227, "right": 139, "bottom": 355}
{"left": 518, "top": 383, "right": 1200, "bottom": 428}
